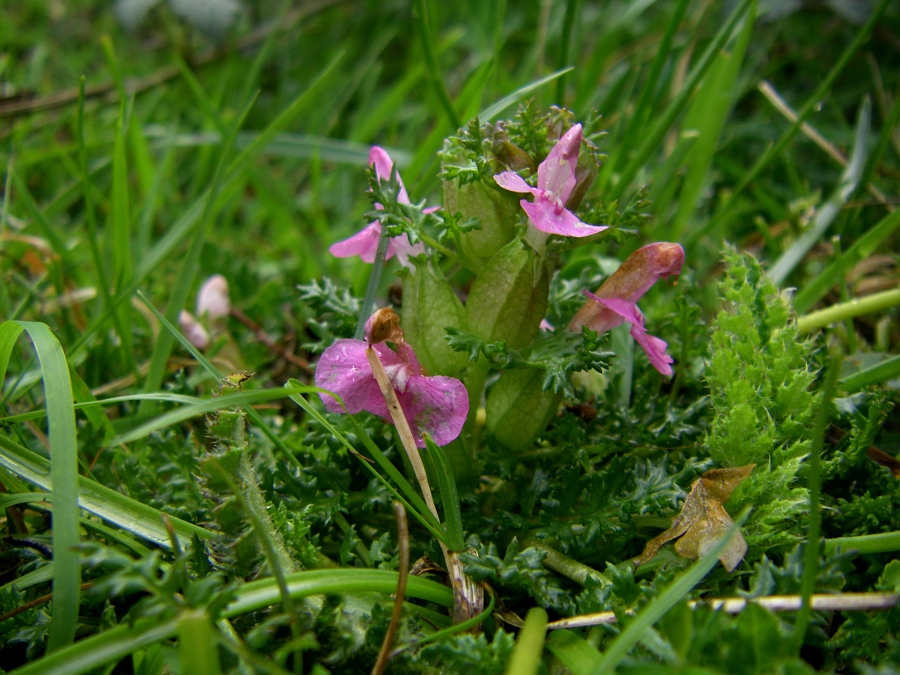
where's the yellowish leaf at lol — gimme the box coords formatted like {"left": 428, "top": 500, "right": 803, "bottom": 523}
{"left": 634, "top": 464, "right": 754, "bottom": 572}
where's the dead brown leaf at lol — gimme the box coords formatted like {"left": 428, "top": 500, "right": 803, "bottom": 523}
{"left": 634, "top": 464, "right": 755, "bottom": 572}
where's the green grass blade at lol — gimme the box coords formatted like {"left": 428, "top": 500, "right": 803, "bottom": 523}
{"left": 225, "top": 51, "right": 345, "bottom": 178}
{"left": 666, "top": 0, "right": 755, "bottom": 241}
{"left": 609, "top": 0, "right": 690, "bottom": 172}
{"left": 114, "top": 387, "right": 316, "bottom": 446}
{"left": 590, "top": 509, "right": 751, "bottom": 674}
{"left": 414, "top": 0, "right": 461, "bottom": 129}
{"left": 555, "top": 0, "right": 580, "bottom": 103}
{"left": 227, "top": 569, "right": 454, "bottom": 617}
{"left": 12, "top": 570, "right": 453, "bottom": 675}
{"left": 839, "top": 354, "right": 900, "bottom": 392}
{"left": 769, "top": 97, "right": 870, "bottom": 285}
{"left": 688, "top": 0, "right": 891, "bottom": 244}
{"left": 611, "top": 0, "right": 755, "bottom": 201}
{"left": 504, "top": 607, "right": 548, "bottom": 675}
{"left": 547, "top": 630, "right": 603, "bottom": 675}
{"left": 479, "top": 68, "right": 574, "bottom": 122}
{"left": 0, "top": 321, "right": 80, "bottom": 651}
{"left": 177, "top": 611, "right": 222, "bottom": 675}
{"left": 108, "top": 99, "right": 135, "bottom": 373}
{"left": 422, "top": 435, "right": 466, "bottom": 552}
{"left": 139, "top": 92, "right": 257, "bottom": 413}
{"left": 0, "top": 491, "right": 51, "bottom": 510}
{"left": 792, "top": 208, "right": 900, "bottom": 314}
{"left": 0, "top": 433, "right": 212, "bottom": 548}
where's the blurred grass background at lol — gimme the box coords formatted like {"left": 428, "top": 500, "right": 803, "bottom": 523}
{"left": 0, "top": 1, "right": 899, "bottom": 670}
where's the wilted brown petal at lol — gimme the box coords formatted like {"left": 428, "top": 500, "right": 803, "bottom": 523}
{"left": 634, "top": 464, "right": 754, "bottom": 572}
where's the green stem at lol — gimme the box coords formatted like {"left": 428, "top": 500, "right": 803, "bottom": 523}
{"left": 524, "top": 541, "right": 611, "bottom": 586}
{"left": 832, "top": 236, "right": 857, "bottom": 353}
{"left": 354, "top": 228, "right": 391, "bottom": 340}
{"left": 418, "top": 232, "right": 467, "bottom": 269}
{"left": 504, "top": 607, "right": 548, "bottom": 675}
{"left": 238, "top": 453, "right": 296, "bottom": 575}
{"left": 463, "top": 358, "right": 490, "bottom": 435}
{"left": 797, "top": 288, "right": 900, "bottom": 333}
{"left": 794, "top": 351, "right": 841, "bottom": 651}
{"left": 824, "top": 531, "right": 900, "bottom": 556}
{"left": 209, "top": 458, "right": 301, "bottom": 668}
{"left": 177, "top": 609, "right": 223, "bottom": 675}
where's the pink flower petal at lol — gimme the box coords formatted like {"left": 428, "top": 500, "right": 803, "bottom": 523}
{"left": 390, "top": 234, "right": 426, "bottom": 269}
{"left": 314, "top": 339, "right": 389, "bottom": 417}
{"left": 369, "top": 146, "right": 409, "bottom": 203}
{"left": 630, "top": 328, "right": 673, "bottom": 376}
{"left": 196, "top": 274, "right": 231, "bottom": 320}
{"left": 329, "top": 222, "right": 389, "bottom": 263}
{"left": 588, "top": 296, "right": 674, "bottom": 376}
{"left": 314, "top": 337, "right": 468, "bottom": 445}
{"left": 329, "top": 222, "right": 382, "bottom": 262}
{"left": 521, "top": 198, "right": 607, "bottom": 238}
{"left": 494, "top": 171, "right": 537, "bottom": 194}
{"left": 398, "top": 373, "right": 469, "bottom": 447}
{"left": 582, "top": 290, "right": 626, "bottom": 334}
{"left": 179, "top": 310, "right": 209, "bottom": 350}
{"left": 539, "top": 123, "right": 581, "bottom": 202}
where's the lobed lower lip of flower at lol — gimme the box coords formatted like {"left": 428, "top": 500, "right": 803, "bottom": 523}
{"left": 315, "top": 309, "right": 469, "bottom": 446}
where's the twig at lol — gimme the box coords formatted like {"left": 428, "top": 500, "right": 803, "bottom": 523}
{"left": 0, "top": 583, "right": 95, "bottom": 624}
{"left": 0, "top": 0, "right": 347, "bottom": 119}
{"left": 230, "top": 307, "right": 311, "bottom": 372}
{"left": 545, "top": 592, "right": 900, "bottom": 630}
{"left": 758, "top": 80, "right": 893, "bottom": 212}
{"left": 365, "top": 339, "right": 483, "bottom": 625}
{"left": 371, "top": 502, "right": 410, "bottom": 675}
{"left": 365, "top": 348, "right": 439, "bottom": 520}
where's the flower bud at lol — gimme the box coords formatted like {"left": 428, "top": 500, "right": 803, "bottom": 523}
{"left": 486, "top": 369, "right": 562, "bottom": 451}
{"left": 443, "top": 178, "right": 519, "bottom": 271}
{"left": 197, "top": 274, "right": 231, "bottom": 321}
{"left": 179, "top": 310, "right": 209, "bottom": 350}
{"left": 492, "top": 138, "right": 535, "bottom": 174}
{"left": 565, "top": 159, "right": 597, "bottom": 212}
{"left": 465, "top": 239, "right": 550, "bottom": 350}
{"left": 400, "top": 261, "right": 467, "bottom": 375}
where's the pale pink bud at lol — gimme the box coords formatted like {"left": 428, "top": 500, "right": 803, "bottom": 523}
{"left": 196, "top": 274, "right": 231, "bottom": 320}
{"left": 179, "top": 310, "right": 209, "bottom": 350}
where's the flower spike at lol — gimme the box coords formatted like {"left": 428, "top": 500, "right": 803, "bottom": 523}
{"left": 493, "top": 124, "right": 607, "bottom": 238}
{"left": 329, "top": 147, "right": 427, "bottom": 267}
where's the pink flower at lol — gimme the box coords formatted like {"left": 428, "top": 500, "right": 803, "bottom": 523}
{"left": 584, "top": 294, "right": 674, "bottom": 376}
{"left": 569, "top": 243, "right": 685, "bottom": 376}
{"left": 329, "top": 147, "right": 429, "bottom": 268}
{"left": 493, "top": 124, "right": 607, "bottom": 238}
{"left": 314, "top": 312, "right": 468, "bottom": 447}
